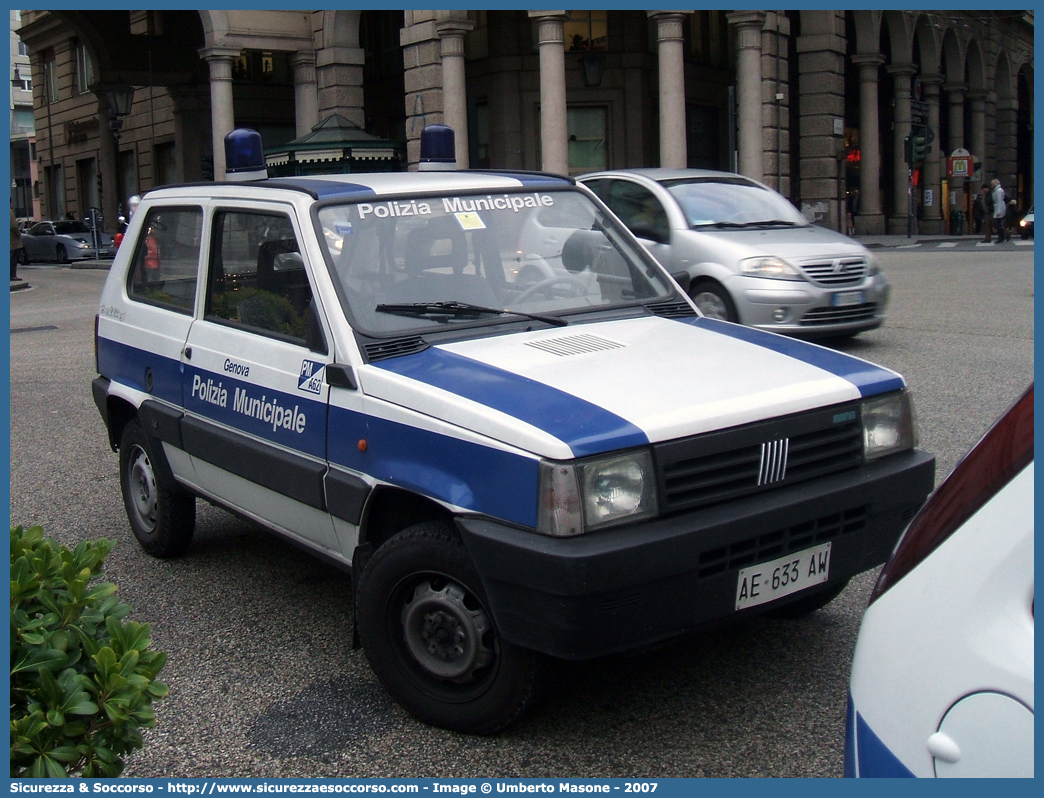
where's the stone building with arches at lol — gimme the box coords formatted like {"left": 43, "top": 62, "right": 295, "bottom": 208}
{"left": 15, "top": 9, "right": 1033, "bottom": 236}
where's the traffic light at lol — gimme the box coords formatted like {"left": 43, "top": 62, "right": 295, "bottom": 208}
{"left": 904, "top": 131, "right": 929, "bottom": 164}
{"left": 910, "top": 133, "right": 927, "bottom": 162}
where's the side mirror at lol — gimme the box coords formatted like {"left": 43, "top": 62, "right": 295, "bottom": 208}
{"left": 629, "top": 222, "right": 669, "bottom": 245}
{"left": 670, "top": 271, "right": 691, "bottom": 294}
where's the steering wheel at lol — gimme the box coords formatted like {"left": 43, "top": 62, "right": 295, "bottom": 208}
{"left": 515, "top": 274, "right": 589, "bottom": 304}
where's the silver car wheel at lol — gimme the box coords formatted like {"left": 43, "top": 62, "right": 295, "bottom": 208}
{"left": 692, "top": 290, "right": 730, "bottom": 320}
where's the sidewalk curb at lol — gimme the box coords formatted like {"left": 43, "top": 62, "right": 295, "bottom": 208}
{"left": 10, "top": 280, "right": 30, "bottom": 292}
{"left": 71, "top": 260, "right": 114, "bottom": 270}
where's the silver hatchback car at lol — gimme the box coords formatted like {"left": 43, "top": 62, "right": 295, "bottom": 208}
{"left": 580, "top": 169, "right": 890, "bottom": 338}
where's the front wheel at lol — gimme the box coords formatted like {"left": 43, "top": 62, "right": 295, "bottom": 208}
{"left": 690, "top": 280, "right": 738, "bottom": 322}
{"left": 55, "top": 245, "right": 68, "bottom": 264}
{"left": 355, "top": 522, "right": 542, "bottom": 734}
{"left": 119, "top": 419, "right": 195, "bottom": 558}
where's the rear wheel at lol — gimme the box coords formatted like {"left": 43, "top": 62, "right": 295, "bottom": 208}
{"left": 355, "top": 521, "right": 542, "bottom": 733}
{"left": 16, "top": 248, "right": 28, "bottom": 265}
{"left": 119, "top": 419, "right": 195, "bottom": 558}
{"left": 690, "top": 280, "right": 738, "bottom": 322}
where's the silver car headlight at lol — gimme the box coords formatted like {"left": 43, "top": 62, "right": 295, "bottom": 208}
{"left": 862, "top": 390, "right": 918, "bottom": 461}
{"left": 537, "top": 450, "right": 658, "bottom": 536}
{"left": 740, "top": 256, "right": 804, "bottom": 281}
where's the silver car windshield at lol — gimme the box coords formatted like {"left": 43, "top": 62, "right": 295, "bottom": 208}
{"left": 664, "top": 178, "right": 810, "bottom": 229}
{"left": 316, "top": 188, "right": 674, "bottom": 334}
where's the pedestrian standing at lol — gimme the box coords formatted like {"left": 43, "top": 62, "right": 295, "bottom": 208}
{"left": 10, "top": 207, "right": 24, "bottom": 281}
{"left": 972, "top": 189, "right": 986, "bottom": 235}
{"left": 981, "top": 179, "right": 1006, "bottom": 241}
{"left": 989, "top": 178, "right": 1008, "bottom": 243}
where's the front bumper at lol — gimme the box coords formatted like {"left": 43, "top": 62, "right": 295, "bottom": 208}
{"left": 732, "top": 274, "right": 890, "bottom": 336}
{"left": 457, "top": 448, "right": 934, "bottom": 660}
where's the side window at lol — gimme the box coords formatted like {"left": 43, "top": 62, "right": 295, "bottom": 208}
{"left": 606, "top": 181, "right": 669, "bottom": 241}
{"left": 127, "top": 207, "right": 203, "bottom": 313}
{"left": 205, "top": 210, "right": 324, "bottom": 351}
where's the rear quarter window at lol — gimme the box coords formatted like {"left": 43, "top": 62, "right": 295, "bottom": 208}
{"left": 126, "top": 206, "right": 204, "bottom": 314}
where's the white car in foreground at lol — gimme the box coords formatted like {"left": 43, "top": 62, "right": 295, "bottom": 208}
{"left": 845, "top": 384, "right": 1034, "bottom": 777}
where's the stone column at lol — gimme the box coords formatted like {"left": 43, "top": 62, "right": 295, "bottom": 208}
{"left": 169, "top": 86, "right": 211, "bottom": 183}
{"left": 994, "top": 92, "right": 1019, "bottom": 202}
{"left": 401, "top": 12, "right": 443, "bottom": 167}
{"left": 886, "top": 64, "right": 915, "bottom": 233}
{"left": 851, "top": 53, "right": 886, "bottom": 234}
{"left": 920, "top": 75, "right": 944, "bottom": 233}
{"left": 793, "top": 10, "right": 845, "bottom": 229}
{"left": 944, "top": 82, "right": 967, "bottom": 222}
{"left": 968, "top": 91, "right": 987, "bottom": 183}
{"left": 436, "top": 13, "right": 475, "bottom": 168}
{"left": 94, "top": 96, "right": 118, "bottom": 233}
{"left": 316, "top": 10, "right": 365, "bottom": 127}
{"left": 727, "top": 11, "right": 767, "bottom": 181}
{"left": 289, "top": 52, "right": 319, "bottom": 138}
{"left": 648, "top": 11, "right": 687, "bottom": 169}
{"left": 529, "top": 11, "right": 569, "bottom": 175}
{"left": 199, "top": 46, "right": 240, "bottom": 181}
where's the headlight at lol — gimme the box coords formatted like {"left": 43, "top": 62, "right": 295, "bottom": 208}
{"left": 537, "top": 450, "right": 657, "bottom": 536}
{"left": 740, "top": 256, "right": 804, "bottom": 281}
{"left": 866, "top": 253, "right": 880, "bottom": 276}
{"left": 862, "top": 390, "right": 918, "bottom": 461}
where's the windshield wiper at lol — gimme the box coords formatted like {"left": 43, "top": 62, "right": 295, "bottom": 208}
{"left": 696, "top": 219, "right": 802, "bottom": 229}
{"left": 375, "top": 301, "right": 568, "bottom": 327}
{"left": 742, "top": 219, "right": 803, "bottom": 228}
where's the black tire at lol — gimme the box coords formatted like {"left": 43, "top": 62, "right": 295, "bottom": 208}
{"left": 16, "top": 248, "right": 28, "bottom": 265}
{"left": 689, "top": 280, "right": 738, "bottom": 323}
{"left": 119, "top": 419, "right": 195, "bottom": 558}
{"left": 55, "top": 245, "right": 68, "bottom": 264}
{"left": 767, "top": 578, "right": 850, "bottom": 619}
{"left": 355, "top": 521, "right": 542, "bottom": 734}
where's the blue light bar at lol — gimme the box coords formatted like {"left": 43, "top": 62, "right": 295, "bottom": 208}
{"left": 419, "top": 124, "right": 456, "bottom": 171}
{"left": 224, "top": 128, "right": 268, "bottom": 181}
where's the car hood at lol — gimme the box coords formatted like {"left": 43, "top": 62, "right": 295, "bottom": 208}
{"left": 681, "top": 224, "right": 871, "bottom": 265}
{"left": 358, "top": 315, "right": 903, "bottom": 460}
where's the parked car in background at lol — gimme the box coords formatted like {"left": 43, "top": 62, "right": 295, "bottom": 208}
{"left": 19, "top": 220, "right": 115, "bottom": 263}
{"left": 845, "top": 384, "right": 1033, "bottom": 778}
{"left": 1018, "top": 205, "right": 1033, "bottom": 239}
{"left": 579, "top": 169, "right": 890, "bottom": 338}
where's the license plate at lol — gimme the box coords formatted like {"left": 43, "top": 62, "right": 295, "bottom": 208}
{"left": 832, "top": 290, "right": 865, "bottom": 307}
{"left": 735, "top": 542, "right": 832, "bottom": 611}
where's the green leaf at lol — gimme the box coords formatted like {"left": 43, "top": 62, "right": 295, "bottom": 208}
{"left": 11, "top": 647, "right": 66, "bottom": 674}
{"left": 45, "top": 709, "right": 65, "bottom": 727}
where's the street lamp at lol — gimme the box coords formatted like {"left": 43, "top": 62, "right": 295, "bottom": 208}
{"left": 105, "top": 85, "right": 135, "bottom": 221}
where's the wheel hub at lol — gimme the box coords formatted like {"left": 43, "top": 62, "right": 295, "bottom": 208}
{"left": 401, "top": 580, "right": 492, "bottom": 682}
{"left": 692, "top": 291, "right": 728, "bottom": 320}
{"left": 128, "top": 447, "right": 159, "bottom": 532}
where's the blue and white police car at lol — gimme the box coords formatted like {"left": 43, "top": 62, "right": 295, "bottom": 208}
{"left": 93, "top": 128, "right": 935, "bottom": 733}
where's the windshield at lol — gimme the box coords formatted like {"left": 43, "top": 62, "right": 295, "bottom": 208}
{"left": 664, "top": 178, "right": 809, "bottom": 229}
{"left": 316, "top": 188, "right": 675, "bottom": 334}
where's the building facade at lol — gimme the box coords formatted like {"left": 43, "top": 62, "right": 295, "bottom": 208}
{"left": 15, "top": 9, "right": 1034, "bottom": 236}
{"left": 10, "top": 8, "right": 38, "bottom": 221}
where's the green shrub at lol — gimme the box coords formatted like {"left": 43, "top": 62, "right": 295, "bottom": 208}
{"left": 10, "top": 525, "right": 169, "bottom": 777}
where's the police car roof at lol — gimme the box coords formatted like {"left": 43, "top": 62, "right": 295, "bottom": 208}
{"left": 145, "top": 170, "right": 575, "bottom": 204}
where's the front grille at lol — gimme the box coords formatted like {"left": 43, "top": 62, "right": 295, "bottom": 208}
{"left": 800, "top": 303, "right": 878, "bottom": 326}
{"left": 656, "top": 402, "right": 864, "bottom": 514}
{"left": 696, "top": 505, "right": 869, "bottom": 578}
{"left": 800, "top": 257, "right": 868, "bottom": 286}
